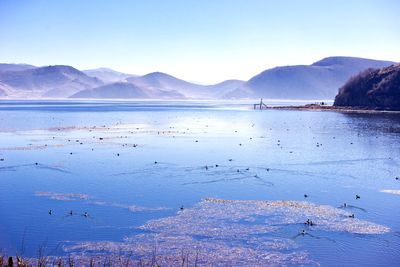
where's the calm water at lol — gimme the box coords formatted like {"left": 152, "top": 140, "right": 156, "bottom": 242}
{"left": 0, "top": 100, "right": 399, "bottom": 266}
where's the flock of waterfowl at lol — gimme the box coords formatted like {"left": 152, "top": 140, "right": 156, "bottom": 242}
{"left": 1, "top": 106, "right": 399, "bottom": 266}
{"left": 0, "top": 120, "right": 396, "bottom": 230}
{"left": 47, "top": 209, "right": 91, "bottom": 218}
{"left": 25, "top": 120, "right": 395, "bottom": 242}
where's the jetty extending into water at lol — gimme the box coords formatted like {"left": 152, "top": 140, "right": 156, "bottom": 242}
{"left": 253, "top": 99, "right": 268, "bottom": 110}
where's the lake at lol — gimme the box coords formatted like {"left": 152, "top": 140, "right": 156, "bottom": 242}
{"left": 0, "top": 100, "right": 399, "bottom": 266}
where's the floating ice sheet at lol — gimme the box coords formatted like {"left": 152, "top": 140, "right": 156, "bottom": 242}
{"left": 142, "top": 198, "right": 389, "bottom": 236}
{"left": 89, "top": 200, "right": 169, "bottom": 212}
{"left": 65, "top": 235, "right": 312, "bottom": 267}
{"left": 0, "top": 144, "right": 64, "bottom": 150}
{"left": 35, "top": 191, "right": 90, "bottom": 201}
{"left": 64, "top": 198, "right": 389, "bottom": 266}
{"left": 380, "top": 189, "right": 400, "bottom": 195}
{"left": 34, "top": 191, "right": 167, "bottom": 213}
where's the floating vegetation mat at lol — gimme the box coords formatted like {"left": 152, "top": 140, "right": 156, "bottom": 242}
{"left": 64, "top": 198, "right": 389, "bottom": 266}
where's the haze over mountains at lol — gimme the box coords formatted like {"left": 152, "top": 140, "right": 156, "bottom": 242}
{"left": 0, "top": 57, "right": 395, "bottom": 100}
{"left": 71, "top": 82, "right": 185, "bottom": 99}
{"left": 0, "top": 65, "right": 103, "bottom": 98}
{"left": 83, "top": 68, "right": 135, "bottom": 84}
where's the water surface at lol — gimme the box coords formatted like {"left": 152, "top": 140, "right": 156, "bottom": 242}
{"left": 0, "top": 100, "right": 399, "bottom": 266}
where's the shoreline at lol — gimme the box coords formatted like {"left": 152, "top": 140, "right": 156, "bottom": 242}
{"left": 266, "top": 104, "right": 400, "bottom": 114}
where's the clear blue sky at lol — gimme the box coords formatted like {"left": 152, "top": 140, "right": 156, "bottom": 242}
{"left": 0, "top": 0, "right": 399, "bottom": 83}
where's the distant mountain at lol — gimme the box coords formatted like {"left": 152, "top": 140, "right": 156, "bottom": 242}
{"left": 0, "top": 87, "right": 6, "bottom": 97}
{"left": 0, "top": 64, "right": 241, "bottom": 99}
{"left": 204, "top": 80, "right": 244, "bottom": 98}
{"left": 126, "top": 72, "right": 243, "bottom": 99}
{"left": 70, "top": 82, "right": 149, "bottom": 99}
{"left": 0, "top": 65, "right": 103, "bottom": 98}
{"left": 334, "top": 64, "right": 400, "bottom": 110}
{"left": 127, "top": 72, "right": 206, "bottom": 98}
{"left": 0, "top": 63, "right": 36, "bottom": 73}
{"left": 83, "top": 68, "right": 135, "bottom": 84}
{"left": 227, "top": 57, "right": 395, "bottom": 100}
{"left": 0, "top": 82, "right": 15, "bottom": 97}
{"left": 0, "top": 57, "right": 396, "bottom": 100}
{"left": 71, "top": 81, "right": 185, "bottom": 99}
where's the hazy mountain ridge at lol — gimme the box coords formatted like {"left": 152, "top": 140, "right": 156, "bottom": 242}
{"left": 71, "top": 82, "right": 186, "bottom": 99}
{"left": 127, "top": 72, "right": 206, "bottom": 98}
{"left": 226, "top": 57, "right": 395, "bottom": 99}
{"left": 0, "top": 57, "right": 396, "bottom": 100}
{"left": 0, "top": 63, "right": 36, "bottom": 73}
{"left": 0, "top": 65, "right": 103, "bottom": 98}
{"left": 0, "top": 82, "right": 14, "bottom": 96}
{"left": 0, "top": 87, "right": 7, "bottom": 96}
{"left": 204, "top": 79, "right": 245, "bottom": 98}
{"left": 83, "top": 68, "right": 136, "bottom": 84}
{"left": 126, "top": 73, "right": 245, "bottom": 99}
{"left": 71, "top": 82, "right": 149, "bottom": 99}
{"left": 334, "top": 64, "right": 400, "bottom": 110}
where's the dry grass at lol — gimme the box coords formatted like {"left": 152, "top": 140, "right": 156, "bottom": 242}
{"left": 0, "top": 248, "right": 201, "bottom": 267}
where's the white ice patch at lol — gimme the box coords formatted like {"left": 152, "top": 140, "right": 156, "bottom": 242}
{"left": 380, "top": 189, "right": 400, "bottom": 195}
{"left": 35, "top": 191, "right": 90, "bottom": 201}
{"left": 64, "top": 198, "right": 389, "bottom": 266}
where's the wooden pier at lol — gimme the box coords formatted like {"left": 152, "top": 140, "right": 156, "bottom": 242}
{"left": 253, "top": 99, "right": 268, "bottom": 110}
